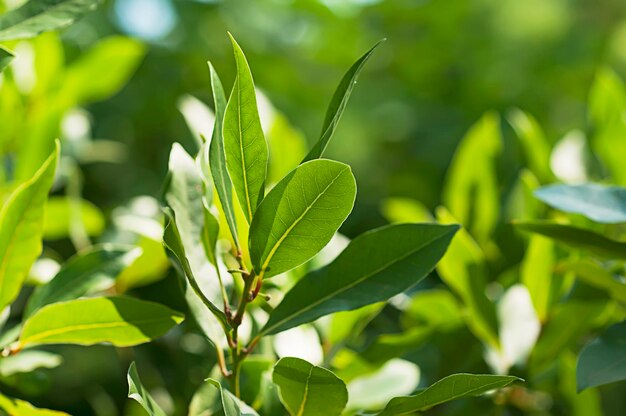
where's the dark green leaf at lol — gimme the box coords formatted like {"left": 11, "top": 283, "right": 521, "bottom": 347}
{"left": 24, "top": 244, "right": 141, "bottom": 317}
{"left": 261, "top": 223, "right": 458, "bottom": 335}
{"left": 0, "top": 45, "right": 13, "bottom": 72}
{"left": 302, "top": 39, "right": 384, "bottom": 162}
{"left": 207, "top": 62, "right": 239, "bottom": 248}
{"left": 376, "top": 373, "right": 521, "bottom": 415}
{"left": 514, "top": 221, "right": 626, "bottom": 260}
{"left": 223, "top": 34, "right": 268, "bottom": 223}
{"left": 578, "top": 320, "right": 626, "bottom": 391}
{"left": 127, "top": 362, "right": 167, "bottom": 416}
{"left": 18, "top": 296, "right": 184, "bottom": 348}
{"left": 249, "top": 159, "right": 356, "bottom": 278}
{"left": 0, "top": 140, "right": 58, "bottom": 312}
{"left": 0, "top": 0, "right": 101, "bottom": 41}
{"left": 535, "top": 183, "right": 626, "bottom": 223}
{"left": 272, "top": 357, "right": 347, "bottom": 416}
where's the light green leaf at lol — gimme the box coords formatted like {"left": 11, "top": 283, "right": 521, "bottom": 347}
{"left": 127, "top": 362, "right": 167, "bottom": 416}
{"left": 267, "top": 111, "right": 307, "bottom": 185}
{"left": 249, "top": 159, "right": 356, "bottom": 279}
{"left": 24, "top": 244, "right": 141, "bottom": 317}
{"left": 18, "top": 296, "right": 184, "bottom": 349}
{"left": 302, "top": 39, "right": 384, "bottom": 162}
{"left": 535, "top": 183, "right": 626, "bottom": 223}
{"left": 558, "top": 259, "right": 626, "bottom": 303}
{"left": 199, "top": 378, "right": 260, "bottom": 416}
{"left": 43, "top": 196, "right": 106, "bottom": 239}
{"left": 507, "top": 109, "right": 553, "bottom": 183}
{"left": 0, "top": 140, "right": 58, "bottom": 312}
{"left": 0, "top": 45, "right": 13, "bottom": 72}
{"left": 380, "top": 197, "right": 432, "bottom": 224}
{"left": 436, "top": 207, "right": 499, "bottom": 349}
{"left": 261, "top": 223, "right": 458, "bottom": 336}
{"left": 223, "top": 34, "right": 268, "bottom": 223}
{"left": 0, "top": 0, "right": 101, "bottom": 41}
{"left": 116, "top": 235, "right": 169, "bottom": 292}
{"left": 376, "top": 373, "right": 520, "bottom": 415}
{"left": 521, "top": 235, "right": 556, "bottom": 322}
{"left": 272, "top": 357, "right": 348, "bottom": 416}
{"left": 514, "top": 220, "right": 626, "bottom": 260}
{"left": 0, "top": 350, "right": 62, "bottom": 376}
{"left": 443, "top": 112, "right": 501, "bottom": 243}
{"left": 0, "top": 392, "right": 68, "bottom": 415}
{"left": 577, "top": 320, "right": 626, "bottom": 391}
{"left": 208, "top": 62, "right": 239, "bottom": 248}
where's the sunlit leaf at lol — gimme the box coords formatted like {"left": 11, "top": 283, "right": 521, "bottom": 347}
{"left": 272, "top": 357, "right": 348, "bottom": 416}
{"left": 18, "top": 296, "right": 184, "bottom": 349}
{"left": 380, "top": 197, "right": 432, "bottom": 224}
{"left": 43, "top": 196, "right": 106, "bottom": 239}
{"left": 508, "top": 109, "right": 553, "bottom": 183}
{"left": 0, "top": 350, "right": 62, "bottom": 376}
{"left": 127, "top": 362, "right": 167, "bottom": 416}
{"left": 0, "top": 140, "right": 58, "bottom": 312}
{"left": 0, "top": 45, "right": 13, "bottom": 72}
{"left": 223, "top": 34, "right": 268, "bottom": 223}
{"left": 249, "top": 159, "right": 356, "bottom": 278}
{"left": 261, "top": 223, "right": 458, "bottom": 336}
{"left": 0, "top": 392, "right": 68, "bottom": 415}
{"left": 521, "top": 235, "right": 556, "bottom": 321}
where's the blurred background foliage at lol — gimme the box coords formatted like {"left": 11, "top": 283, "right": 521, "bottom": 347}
{"left": 3, "top": 0, "right": 626, "bottom": 414}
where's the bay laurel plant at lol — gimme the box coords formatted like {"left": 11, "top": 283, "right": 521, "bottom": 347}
{"left": 124, "top": 34, "right": 522, "bottom": 415}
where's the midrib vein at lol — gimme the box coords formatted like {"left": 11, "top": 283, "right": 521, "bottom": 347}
{"left": 236, "top": 76, "right": 253, "bottom": 220}
{"left": 296, "top": 366, "right": 314, "bottom": 416}
{"left": 263, "top": 232, "right": 447, "bottom": 335}
{"left": 259, "top": 168, "right": 347, "bottom": 278}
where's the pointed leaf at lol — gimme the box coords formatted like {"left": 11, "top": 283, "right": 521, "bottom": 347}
{"left": 24, "top": 244, "right": 141, "bottom": 317}
{"left": 0, "top": 46, "right": 13, "bottom": 72}
{"left": 535, "top": 183, "right": 626, "bottom": 223}
{"left": 127, "top": 362, "right": 167, "bottom": 416}
{"left": 376, "top": 373, "right": 521, "bottom": 415}
{"left": 507, "top": 109, "right": 553, "bottom": 183}
{"left": 208, "top": 62, "right": 239, "bottom": 248}
{"left": 577, "top": 320, "right": 626, "bottom": 391}
{"left": 0, "top": 0, "right": 101, "bottom": 41}
{"left": 302, "top": 39, "right": 384, "bottom": 162}
{"left": 18, "top": 296, "right": 183, "bottom": 349}
{"left": 249, "top": 159, "right": 356, "bottom": 278}
{"left": 0, "top": 140, "right": 58, "bottom": 312}
{"left": 201, "top": 378, "right": 259, "bottom": 416}
{"left": 261, "top": 223, "right": 458, "bottom": 336}
{"left": 223, "top": 34, "right": 268, "bottom": 223}
{"left": 514, "top": 220, "right": 626, "bottom": 260}
{"left": 273, "top": 357, "right": 347, "bottom": 416}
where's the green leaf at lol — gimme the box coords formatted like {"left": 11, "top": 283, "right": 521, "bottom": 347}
{"left": 436, "top": 207, "right": 499, "bottom": 349}
{"left": 380, "top": 197, "right": 432, "bottom": 224}
{"left": 302, "top": 39, "right": 384, "bottom": 162}
{"left": 261, "top": 223, "right": 458, "bottom": 336}
{"left": 0, "top": 0, "right": 101, "bottom": 41}
{"left": 577, "top": 320, "right": 626, "bottom": 391}
{"left": 0, "top": 140, "right": 58, "bottom": 312}
{"left": 223, "top": 33, "right": 268, "bottom": 223}
{"left": 535, "top": 183, "right": 626, "bottom": 223}
{"left": 0, "top": 350, "right": 62, "bottom": 376}
{"left": 208, "top": 62, "right": 239, "bottom": 248}
{"left": 558, "top": 259, "right": 626, "bottom": 303}
{"left": 0, "top": 45, "right": 13, "bottom": 72}
{"left": 200, "top": 378, "right": 260, "bottom": 416}
{"left": 443, "top": 112, "right": 501, "bottom": 243}
{"left": 17, "top": 296, "right": 184, "bottom": 349}
{"left": 376, "top": 374, "right": 521, "bottom": 415}
{"left": 127, "top": 362, "right": 167, "bottom": 416}
{"left": 0, "top": 392, "right": 68, "bottom": 415}
{"left": 514, "top": 220, "right": 626, "bottom": 260}
{"left": 24, "top": 244, "right": 141, "bottom": 317}
{"left": 272, "top": 357, "right": 348, "bottom": 416}
{"left": 43, "top": 196, "right": 106, "bottom": 239}
{"left": 507, "top": 109, "right": 553, "bottom": 183}
{"left": 521, "top": 235, "right": 556, "bottom": 322}
{"left": 249, "top": 159, "right": 356, "bottom": 278}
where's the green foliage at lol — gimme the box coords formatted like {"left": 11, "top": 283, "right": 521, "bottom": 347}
{"left": 127, "top": 362, "right": 167, "bottom": 416}
{"left": 0, "top": 44, "right": 12, "bottom": 71}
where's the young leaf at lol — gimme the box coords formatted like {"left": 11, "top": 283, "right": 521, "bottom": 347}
{"left": 535, "top": 183, "right": 626, "bottom": 223}
{"left": 272, "top": 357, "right": 348, "bottom": 416}
{"left": 127, "top": 362, "right": 167, "bottom": 416}
{"left": 24, "top": 244, "right": 142, "bottom": 317}
{"left": 577, "top": 320, "right": 626, "bottom": 391}
{"left": 223, "top": 34, "right": 268, "bottom": 223}
{"left": 302, "top": 39, "right": 384, "bottom": 162}
{"left": 260, "top": 223, "right": 458, "bottom": 336}
{"left": 208, "top": 62, "right": 239, "bottom": 248}
{"left": 514, "top": 221, "right": 626, "bottom": 260}
{"left": 201, "top": 378, "right": 260, "bottom": 416}
{"left": 0, "top": 0, "right": 101, "bottom": 41}
{"left": 520, "top": 236, "right": 556, "bottom": 322}
{"left": 0, "top": 45, "right": 13, "bottom": 72}
{"left": 249, "top": 159, "right": 356, "bottom": 278}
{"left": 0, "top": 140, "right": 58, "bottom": 312}
{"left": 17, "top": 296, "right": 184, "bottom": 349}
{"left": 376, "top": 373, "right": 521, "bottom": 415}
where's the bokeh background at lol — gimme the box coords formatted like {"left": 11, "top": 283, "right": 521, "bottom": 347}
{"left": 3, "top": 0, "right": 626, "bottom": 414}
